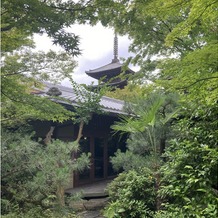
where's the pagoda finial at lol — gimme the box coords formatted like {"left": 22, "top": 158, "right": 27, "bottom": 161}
{"left": 112, "top": 31, "right": 119, "bottom": 63}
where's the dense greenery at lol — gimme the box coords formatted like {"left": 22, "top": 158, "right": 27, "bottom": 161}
{"left": 1, "top": 0, "right": 218, "bottom": 217}
{"left": 1, "top": 0, "right": 104, "bottom": 127}
{"left": 99, "top": 0, "right": 218, "bottom": 217}
{"left": 1, "top": 0, "right": 99, "bottom": 55}
{"left": 1, "top": 1, "right": 104, "bottom": 216}
{"left": 158, "top": 104, "right": 218, "bottom": 216}
{"left": 1, "top": 10, "right": 77, "bottom": 127}
{"left": 104, "top": 168, "right": 156, "bottom": 218}
{"left": 1, "top": 129, "right": 90, "bottom": 217}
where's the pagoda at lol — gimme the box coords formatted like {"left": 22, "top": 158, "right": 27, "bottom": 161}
{"left": 85, "top": 33, "right": 135, "bottom": 89}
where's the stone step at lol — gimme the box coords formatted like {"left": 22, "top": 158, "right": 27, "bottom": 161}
{"left": 77, "top": 210, "right": 104, "bottom": 218}
{"left": 70, "top": 197, "right": 109, "bottom": 212}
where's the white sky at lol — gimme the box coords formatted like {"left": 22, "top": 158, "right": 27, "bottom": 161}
{"left": 34, "top": 23, "right": 138, "bottom": 86}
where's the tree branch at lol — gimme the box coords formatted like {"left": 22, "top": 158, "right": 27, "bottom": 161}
{"left": 1, "top": 90, "right": 30, "bottom": 104}
{"left": 179, "top": 76, "right": 218, "bottom": 90}
{"left": 1, "top": 25, "right": 14, "bottom": 32}
{"left": 75, "top": 120, "right": 84, "bottom": 143}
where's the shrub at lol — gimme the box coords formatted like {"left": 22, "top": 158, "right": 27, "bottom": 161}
{"left": 158, "top": 138, "right": 218, "bottom": 217}
{"left": 1, "top": 207, "right": 79, "bottom": 218}
{"left": 1, "top": 129, "right": 89, "bottom": 216}
{"left": 153, "top": 209, "right": 185, "bottom": 218}
{"left": 104, "top": 168, "right": 156, "bottom": 218}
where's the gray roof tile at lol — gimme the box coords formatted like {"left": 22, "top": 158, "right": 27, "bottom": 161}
{"left": 36, "top": 82, "right": 126, "bottom": 115}
{"left": 86, "top": 62, "right": 122, "bottom": 74}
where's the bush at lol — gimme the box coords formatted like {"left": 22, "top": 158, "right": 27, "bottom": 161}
{"left": 104, "top": 168, "right": 156, "bottom": 218}
{"left": 1, "top": 207, "right": 79, "bottom": 218}
{"left": 153, "top": 209, "right": 185, "bottom": 218}
{"left": 158, "top": 132, "right": 218, "bottom": 217}
{"left": 1, "top": 129, "right": 89, "bottom": 216}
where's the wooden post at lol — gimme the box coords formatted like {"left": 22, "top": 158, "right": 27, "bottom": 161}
{"left": 104, "top": 138, "right": 108, "bottom": 179}
{"left": 90, "top": 137, "right": 95, "bottom": 181}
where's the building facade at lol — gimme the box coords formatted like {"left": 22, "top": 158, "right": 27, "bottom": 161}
{"left": 33, "top": 82, "right": 127, "bottom": 188}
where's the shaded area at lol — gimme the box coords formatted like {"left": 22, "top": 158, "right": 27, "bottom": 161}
{"left": 77, "top": 210, "right": 104, "bottom": 218}
{"left": 66, "top": 180, "right": 112, "bottom": 218}
{"left": 65, "top": 179, "right": 112, "bottom": 198}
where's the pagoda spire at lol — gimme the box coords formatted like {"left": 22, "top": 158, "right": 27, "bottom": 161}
{"left": 112, "top": 32, "right": 119, "bottom": 63}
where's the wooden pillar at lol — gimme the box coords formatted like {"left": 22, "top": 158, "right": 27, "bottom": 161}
{"left": 90, "top": 136, "right": 95, "bottom": 182}
{"left": 104, "top": 138, "right": 108, "bottom": 179}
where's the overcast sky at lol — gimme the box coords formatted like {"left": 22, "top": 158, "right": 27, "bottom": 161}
{"left": 34, "top": 23, "right": 138, "bottom": 87}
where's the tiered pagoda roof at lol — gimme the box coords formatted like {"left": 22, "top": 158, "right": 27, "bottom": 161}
{"left": 85, "top": 33, "right": 135, "bottom": 89}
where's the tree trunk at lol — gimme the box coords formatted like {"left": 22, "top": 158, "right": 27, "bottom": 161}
{"left": 75, "top": 120, "right": 84, "bottom": 143}
{"left": 56, "top": 183, "right": 65, "bottom": 207}
{"left": 43, "top": 126, "right": 55, "bottom": 144}
{"left": 160, "top": 137, "right": 166, "bottom": 155}
{"left": 70, "top": 120, "right": 85, "bottom": 188}
{"left": 154, "top": 171, "right": 161, "bottom": 211}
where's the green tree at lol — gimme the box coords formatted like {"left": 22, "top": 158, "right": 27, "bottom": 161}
{"left": 105, "top": 82, "right": 154, "bottom": 102}
{"left": 1, "top": 129, "right": 90, "bottom": 216}
{"left": 158, "top": 42, "right": 218, "bottom": 105}
{"left": 104, "top": 169, "right": 156, "bottom": 218}
{"left": 1, "top": 0, "right": 99, "bottom": 54}
{"left": 1, "top": 0, "right": 104, "bottom": 126}
{"left": 1, "top": 78, "right": 105, "bottom": 215}
{"left": 95, "top": 0, "right": 218, "bottom": 97}
{"left": 94, "top": 1, "right": 218, "bottom": 215}
{"left": 112, "top": 91, "right": 178, "bottom": 168}
{"left": 1, "top": 2, "right": 107, "bottom": 216}
{"left": 70, "top": 81, "right": 105, "bottom": 143}
{"left": 1, "top": 49, "right": 77, "bottom": 127}
{"left": 158, "top": 103, "right": 218, "bottom": 216}
{"left": 110, "top": 91, "right": 179, "bottom": 211}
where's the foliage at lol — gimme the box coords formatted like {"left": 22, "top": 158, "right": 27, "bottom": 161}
{"left": 71, "top": 81, "right": 105, "bottom": 125}
{"left": 104, "top": 168, "right": 156, "bottom": 218}
{"left": 1, "top": 44, "right": 77, "bottom": 127}
{"left": 1, "top": 207, "right": 79, "bottom": 218}
{"left": 1, "top": 18, "right": 78, "bottom": 126}
{"left": 1, "top": 0, "right": 106, "bottom": 127}
{"left": 158, "top": 103, "right": 218, "bottom": 217}
{"left": 109, "top": 91, "right": 178, "bottom": 212}
{"left": 2, "top": 49, "right": 77, "bottom": 81}
{"left": 158, "top": 41, "right": 218, "bottom": 105}
{"left": 98, "top": 0, "right": 218, "bottom": 215}
{"left": 112, "top": 91, "right": 178, "bottom": 160}
{"left": 149, "top": 0, "right": 218, "bottom": 47}
{"left": 95, "top": 0, "right": 218, "bottom": 100}
{"left": 111, "top": 147, "right": 151, "bottom": 172}
{"left": 97, "top": 0, "right": 217, "bottom": 59}
{"left": 153, "top": 209, "right": 184, "bottom": 218}
{"left": 1, "top": 0, "right": 99, "bottom": 54}
{"left": 159, "top": 140, "right": 218, "bottom": 217}
{"left": 1, "top": 2, "right": 106, "bottom": 215}
{"left": 2, "top": 0, "right": 218, "bottom": 216}
{"left": 105, "top": 82, "right": 148, "bottom": 102}
{"left": 1, "top": 129, "right": 90, "bottom": 216}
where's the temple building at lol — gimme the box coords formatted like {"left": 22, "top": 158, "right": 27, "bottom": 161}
{"left": 86, "top": 33, "right": 135, "bottom": 90}
{"left": 32, "top": 82, "right": 127, "bottom": 188}
{"left": 32, "top": 34, "right": 133, "bottom": 189}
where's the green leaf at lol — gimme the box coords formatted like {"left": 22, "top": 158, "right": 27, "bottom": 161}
{"left": 118, "top": 208, "right": 126, "bottom": 213}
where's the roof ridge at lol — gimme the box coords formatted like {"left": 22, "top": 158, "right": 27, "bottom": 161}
{"left": 37, "top": 82, "right": 126, "bottom": 115}
{"left": 101, "top": 95, "right": 125, "bottom": 103}
{"left": 85, "top": 61, "right": 122, "bottom": 73}
{"left": 43, "top": 82, "right": 124, "bottom": 102}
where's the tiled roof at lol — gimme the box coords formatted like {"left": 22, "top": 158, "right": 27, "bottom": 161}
{"left": 35, "top": 82, "right": 126, "bottom": 115}
{"left": 86, "top": 61, "right": 122, "bottom": 74}
{"left": 85, "top": 61, "right": 135, "bottom": 81}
